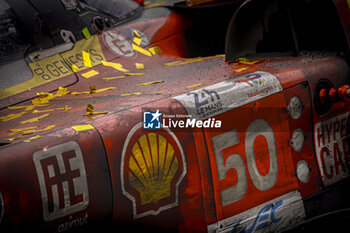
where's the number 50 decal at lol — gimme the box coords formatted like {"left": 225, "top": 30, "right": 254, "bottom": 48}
{"left": 212, "top": 119, "right": 278, "bottom": 206}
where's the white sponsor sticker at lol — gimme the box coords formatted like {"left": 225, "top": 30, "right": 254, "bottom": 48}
{"left": 174, "top": 72, "right": 283, "bottom": 120}
{"left": 207, "top": 190, "right": 306, "bottom": 233}
{"left": 314, "top": 112, "right": 350, "bottom": 186}
{"left": 33, "top": 141, "right": 89, "bottom": 222}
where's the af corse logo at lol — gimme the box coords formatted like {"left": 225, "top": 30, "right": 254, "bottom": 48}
{"left": 33, "top": 141, "right": 89, "bottom": 221}
{"left": 121, "top": 123, "right": 187, "bottom": 218}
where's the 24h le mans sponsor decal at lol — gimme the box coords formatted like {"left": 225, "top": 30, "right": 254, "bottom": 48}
{"left": 121, "top": 123, "right": 187, "bottom": 219}
{"left": 174, "top": 72, "right": 282, "bottom": 120}
{"left": 314, "top": 112, "right": 350, "bottom": 186}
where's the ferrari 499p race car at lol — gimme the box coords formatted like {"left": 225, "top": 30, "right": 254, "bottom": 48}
{"left": 0, "top": 0, "right": 350, "bottom": 232}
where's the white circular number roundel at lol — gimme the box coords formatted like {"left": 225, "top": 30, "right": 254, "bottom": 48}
{"left": 103, "top": 31, "right": 134, "bottom": 58}
{"left": 212, "top": 119, "right": 278, "bottom": 206}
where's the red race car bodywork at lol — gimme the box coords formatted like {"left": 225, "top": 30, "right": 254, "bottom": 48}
{"left": 1, "top": 0, "right": 350, "bottom": 232}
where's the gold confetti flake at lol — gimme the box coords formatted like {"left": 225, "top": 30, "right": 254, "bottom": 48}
{"left": 234, "top": 67, "right": 249, "bottom": 73}
{"left": 83, "top": 51, "right": 92, "bottom": 67}
{"left": 24, "top": 135, "right": 43, "bottom": 142}
{"left": 81, "top": 70, "right": 99, "bottom": 79}
{"left": 8, "top": 126, "right": 39, "bottom": 135}
{"left": 32, "top": 106, "right": 71, "bottom": 113}
{"left": 20, "top": 113, "right": 50, "bottom": 124}
{"left": 149, "top": 46, "right": 163, "bottom": 55}
{"left": 72, "top": 124, "right": 95, "bottom": 132}
{"left": 8, "top": 105, "right": 36, "bottom": 111}
{"left": 132, "top": 44, "right": 152, "bottom": 57}
{"left": 90, "top": 86, "right": 97, "bottom": 94}
{"left": 135, "top": 63, "right": 144, "bottom": 69}
{"left": 186, "top": 83, "right": 206, "bottom": 89}
{"left": 165, "top": 58, "right": 203, "bottom": 66}
{"left": 133, "top": 30, "right": 142, "bottom": 45}
{"left": 71, "top": 91, "right": 90, "bottom": 95}
{"left": 102, "top": 61, "right": 129, "bottom": 73}
{"left": 103, "top": 76, "right": 125, "bottom": 80}
{"left": 55, "top": 87, "right": 70, "bottom": 97}
{"left": 86, "top": 104, "right": 94, "bottom": 114}
{"left": 136, "top": 80, "right": 164, "bottom": 86}
{"left": 121, "top": 92, "right": 142, "bottom": 96}
{"left": 95, "top": 87, "right": 116, "bottom": 93}
{"left": 32, "top": 97, "right": 52, "bottom": 106}
{"left": 8, "top": 125, "right": 55, "bottom": 141}
{"left": 0, "top": 111, "right": 27, "bottom": 122}
{"left": 82, "top": 27, "right": 91, "bottom": 39}
{"left": 125, "top": 72, "right": 144, "bottom": 76}
{"left": 84, "top": 104, "right": 108, "bottom": 116}
{"left": 72, "top": 64, "right": 79, "bottom": 72}
{"left": 236, "top": 57, "right": 262, "bottom": 65}
{"left": 71, "top": 87, "right": 116, "bottom": 95}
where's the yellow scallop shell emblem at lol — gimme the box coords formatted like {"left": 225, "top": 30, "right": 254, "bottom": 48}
{"left": 128, "top": 133, "right": 178, "bottom": 205}
{"left": 121, "top": 123, "right": 186, "bottom": 218}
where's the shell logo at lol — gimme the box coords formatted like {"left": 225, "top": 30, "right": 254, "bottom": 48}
{"left": 121, "top": 123, "right": 187, "bottom": 219}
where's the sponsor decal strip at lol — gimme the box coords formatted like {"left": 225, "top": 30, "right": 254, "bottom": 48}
{"left": 207, "top": 190, "right": 306, "bottom": 233}
{"left": 174, "top": 72, "right": 282, "bottom": 120}
{"left": 0, "top": 35, "right": 105, "bottom": 100}
{"left": 314, "top": 111, "right": 350, "bottom": 186}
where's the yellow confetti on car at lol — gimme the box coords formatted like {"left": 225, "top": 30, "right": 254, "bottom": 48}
{"left": 186, "top": 83, "right": 206, "bottom": 89}
{"left": 8, "top": 125, "right": 55, "bottom": 141}
{"left": 8, "top": 126, "right": 39, "bottom": 135}
{"left": 81, "top": 70, "right": 99, "bottom": 78}
{"left": 135, "top": 63, "right": 144, "bottom": 69}
{"left": 149, "top": 46, "right": 163, "bottom": 55}
{"left": 102, "top": 61, "right": 129, "bottom": 73}
{"left": 121, "top": 92, "right": 142, "bottom": 96}
{"left": 103, "top": 76, "right": 125, "bottom": 80}
{"left": 72, "top": 124, "right": 95, "bottom": 132}
{"left": 0, "top": 111, "right": 27, "bottom": 122}
{"left": 55, "top": 87, "right": 70, "bottom": 97}
{"left": 24, "top": 135, "right": 43, "bottom": 142}
{"left": 165, "top": 58, "right": 203, "bottom": 66}
{"left": 82, "top": 27, "right": 91, "bottom": 39}
{"left": 234, "top": 67, "right": 249, "bottom": 73}
{"left": 125, "top": 72, "right": 144, "bottom": 76}
{"left": 72, "top": 64, "right": 79, "bottom": 72}
{"left": 133, "top": 30, "right": 142, "bottom": 45}
{"left": 136, "top": 80, "right": 164, "bottom": 86}
{"left": 132, "top": 44, "right": 152, "bottom": 57}
{"left": 18, "top": 125, "right": 55, "bottom": 135}
{"left": 90, "top": 86, "right": 97, "bottom": 94}
{"left": 95, "top": 87, "right": 116, "bottom": 93}
{"left": 8, "top": 105, "right": 36, "bottom": 111}
{"left": 20, "top": 113, "right": 50, "bottom": 124}
{"left": 71, "top": 87, "right": 116, "bottom": 95}
{"left": 83, "top": 104, "right": 108, "bottom": 116}
{"left": 83, "top": 51, "right": 92, "bottom": 67}
{"left": 236, "top": 57, "right": 262, "bottom": 65}
{"left": 32, "top": 105, "right": 71, "bottom": 113}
